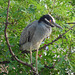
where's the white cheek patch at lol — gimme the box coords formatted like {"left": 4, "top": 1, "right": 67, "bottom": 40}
{"left": 45, "top": 18, "right": 50, "bottom": 23}
{"left": 48, "top": 14, "right": 56, "bottom": 23}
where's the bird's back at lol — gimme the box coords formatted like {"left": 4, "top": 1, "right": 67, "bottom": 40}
{"left": 19, "top": 20, "right": 38, "bottom": 50}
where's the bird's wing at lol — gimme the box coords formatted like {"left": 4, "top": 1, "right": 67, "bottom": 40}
{"left": 19, "top": 20, "right": 38, "bottom": 45}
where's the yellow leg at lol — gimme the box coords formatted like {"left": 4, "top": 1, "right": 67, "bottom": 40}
{"left": 30, "top": 49, "right": 32, "bottom": 64}
{"left": 36, "top": 49, "right": 38, "bottom": 74}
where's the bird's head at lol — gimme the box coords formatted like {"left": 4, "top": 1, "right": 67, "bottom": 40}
{"left": 38, "top": 14, "right": 63, "bottom": 29}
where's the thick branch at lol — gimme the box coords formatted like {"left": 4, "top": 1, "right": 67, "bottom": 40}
{"left": 4, "top": 0, "right": 36, "bottom": 73}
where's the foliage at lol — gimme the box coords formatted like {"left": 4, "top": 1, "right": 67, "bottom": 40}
{"left": 0, "top": 0, "right": 75, "bottom": 75}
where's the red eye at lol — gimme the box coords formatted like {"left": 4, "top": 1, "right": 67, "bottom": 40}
{"left": 50, "top": 20, "right": 52, "bottom": 22}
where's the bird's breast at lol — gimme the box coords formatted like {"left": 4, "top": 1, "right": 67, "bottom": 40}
{"left": 31, "top": 24, "right": 52, "bottom": 48}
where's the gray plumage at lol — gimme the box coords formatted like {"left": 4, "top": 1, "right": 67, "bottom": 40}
{"left": 19, "top": 20, "right": 52, "bottom": 51}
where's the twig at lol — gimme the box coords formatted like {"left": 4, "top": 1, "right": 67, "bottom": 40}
{"left": 0, "top": 22, "right": 11, "bottom": 24}
{"left": 39, "top": 59, "right": 61, "bottom": 74}
{"left": 0, "top": 61, "right": 10, "bottom": 64}
{"left": 66, "top": 22, "right": 75, "bottom": 24}
{"left": 4, "top": 0, "right": 36, "bottom": 73}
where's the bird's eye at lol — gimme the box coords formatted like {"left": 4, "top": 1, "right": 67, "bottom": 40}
{"left": 50, "top": 20, "right": 52, "bottom": 22}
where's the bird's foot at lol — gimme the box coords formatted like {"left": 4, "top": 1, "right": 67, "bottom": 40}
{"left": 36, "top": 71, "right": 39, "bottom": 75}
{"left": 33, "top": 67, "right": 39, "bottom": 75}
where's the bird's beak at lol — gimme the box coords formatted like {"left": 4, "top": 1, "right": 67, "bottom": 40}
{"left": 52, "top": 22, "right": 63, "bottom": 29}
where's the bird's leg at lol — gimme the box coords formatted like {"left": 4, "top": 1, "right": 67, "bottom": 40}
{"left": 36, "top": 49, "right": 38, "bottom": 74}
{"left": 30, "top": 49, "right": 32, "bottom": 64}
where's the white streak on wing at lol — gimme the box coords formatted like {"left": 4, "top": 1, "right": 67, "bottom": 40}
{"left": 48, "top": 14, "right": 56, "bottom": 23}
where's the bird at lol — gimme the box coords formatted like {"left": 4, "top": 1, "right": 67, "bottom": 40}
{"left": 19, "top": 14, "right": 62, "bottom": 74}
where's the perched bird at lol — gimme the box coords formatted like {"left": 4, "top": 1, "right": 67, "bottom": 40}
{"left": 19, "top": 14, "right": 62, "bottom": 74}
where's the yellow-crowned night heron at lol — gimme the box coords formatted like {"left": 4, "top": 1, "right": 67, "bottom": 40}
{"left": 19, "top": 14, "right": 62, "bottom": 74}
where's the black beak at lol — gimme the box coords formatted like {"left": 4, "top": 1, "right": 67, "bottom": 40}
{"left": 53, "top": 22, "right": 63, "bottom": 29}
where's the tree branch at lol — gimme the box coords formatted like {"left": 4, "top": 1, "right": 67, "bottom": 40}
{"left": 66, "top": 22, "right": 75, "bottom": 24}
{"left": 0, "top": 61, "right": 10, "bottom": 64}
{"left": 4, "top": 0, "right": 36, "bottom": 73}
{"left": 0, "top": 22, "right": 12, "bottom": 24}
{"left": 39, "top": 59, "right": 61, "bottom": 74}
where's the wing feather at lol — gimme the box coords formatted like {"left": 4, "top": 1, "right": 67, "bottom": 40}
{"left": 19, "top": 20, "right": 38, "bottom": 45}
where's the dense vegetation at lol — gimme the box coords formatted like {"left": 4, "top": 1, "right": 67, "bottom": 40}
{"left": 0, "top": 0, "right": 75, "bottom": 75}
